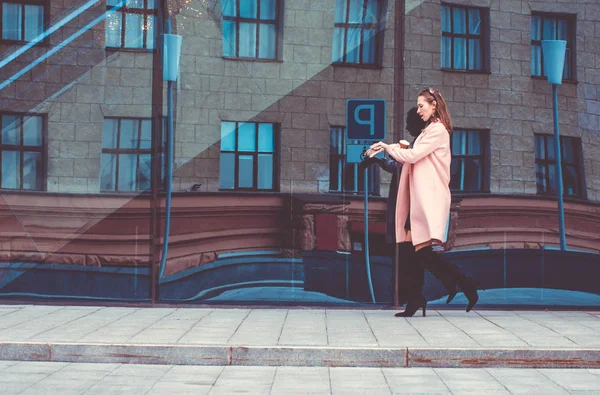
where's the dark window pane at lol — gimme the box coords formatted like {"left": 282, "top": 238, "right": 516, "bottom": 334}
{"left": 452, "top": 130, "right": 466, "bottom": 155}
{"left": 453, "top": 37, "right": 467, "bottom": 69}
{"left": 2, "top": 3, "right": 22, "bottom": 40}
{"left": 531, "top": 15, "right": 541, "bottom": 40}
{"left": 238, "top": 123, "right": 256, "bottom": 152}
{"left": 464, "top": 158, "right": 482, "bottom": 191}
{"left": 330, "top": 156, "right": 340, "bottom": 191}
{"left": 468, "top": 39, "right": 481, "bottom": 70}
{"left": 441, "top": 36, "right": 451, "bottom": 68}
{"left": 24, "top": 5, "right": 44, "bottom": 41}
{"left": 120, "top": 120, "right": 139, "bottom": 149}
{"left": 348, "top": 0, "right": 363, "bottom": 24}
{"left": 345, "top": 27, "right": 361, "bottom": 63}
{"left": 118, "top": 153, "right": 138, "bottom": 191}
{"left": 260, "top": 0, "right": 276, "bottom": 20}
{"left": 547, "top": 164, "right": 557, "bottom": 194}
{"left": 238, "top": 155, "right": 254, "bottom": 188}
{"left": 365, "top": 0, "right": 379, "bottom": 23}
{"left": 106, "top": 12, "right": 122, "bottom": 47}
{"left": 147, "top": 0, "right": 155, "bottom": 9}
{"left": 534, "top": 135, "right": 545, "bottom": 160}
{"left": 557, "top": 19, "right": 569, "bottom": 41}
{"left": 222, "top": 0, "right": 236, "bottom": 17}
{"left": 563, "top": 48, "right": 570, "bottom": 79}
{"left": 1, "top": 150, "right": 20, "bottom": 188}
{"left": 453, "top": 7, "right": 466, "bottom": 34}
{"left": 23, "top": 151, "right": 42, "bottom": 190}
{"left": 441, "top": 6, "right": 451, "bottom": 33}
{"left": 467, "top": 131, "right": 481, "bottom": 155}
{"left": 259, "top": 24, "right": 276, "bottom": 59}
{"left": 219, "top": 152, "right": 235, "bottom": 189}
{"left": 334, "top": 0, "right": 347, "bottom": 23}
{"left": 535, "top": 164, "right": 546, "bottom": 194}
{"left": 221, "top": 122, "right": 236, "bottom": 151}
{"left": 450, "top": 158, "right": 462, "bottom": 190}
{"left": 561, "top": 138, "right": 575, "bottom": 163}
{"left": 531, "top": 45, "right": 541, "bottom": 76}
{"left": 239, "top": 23, "right": 257, "bottom": 58}
{"left": 100, "top": 154, "right": 117, "bottom": 191}
{"left": 103, "top": 119, "right": 119, "bottom": 149}
{"left": 257, "top": 153, "right": 273, "bottom": 189}
{"left": 258, "top": 124, "right": 274, "bottom": 152}
{"left": 139, "top": 120, "right": 152, "bottom": 149}
{"left": 23, "top": 116, "right": 42, "bottom": 146}
{"left": 125, "top": 13, "right": 144, "bottom": 48}
{"left": 222, "top": 20, "right": 237, "bottom": 57}
{"left": 546, "top": 136, "right": 555, "bottom": 160}
{"left": 240, "top": 0, "right": 257, "bottom": 18}
{"left": 563, "top": 165, "right": 579, "bottom": 196}
{"left": 362, "top": 28, "right": 377, "bottom": 64}
{"left": 543, "top": 18, "right": 556, "bottom": 40}
{"left": 2, "top": 115, "right": 21, "bottom": 145}
{"left": 138, "top": 154, "right": 151, "bottom": 191}
{"left": 332, "top": 28, "right": 345, "bottom": 62}
{"left": 344, "top": 162, "right": 356, "bottom": 192}
{"left": 468, "top": 8, "right": 481, "bottom": 35}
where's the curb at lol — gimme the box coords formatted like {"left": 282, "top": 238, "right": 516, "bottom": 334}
{"left": 1, "top": 343, "right": 599, "bottom": 368}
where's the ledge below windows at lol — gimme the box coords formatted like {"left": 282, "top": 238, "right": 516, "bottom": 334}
{"left": 441, "top": 68, "right": 491, "bottom": 75}
{"left": 531, "top": 75, "right": 578, "bottom": 85}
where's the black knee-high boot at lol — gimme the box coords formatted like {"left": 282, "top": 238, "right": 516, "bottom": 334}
{"left": 418, "top": 247, "right": 480, "bottom": 312}
{"left": 395, "top": 246, "right": 426, "bottom": 318}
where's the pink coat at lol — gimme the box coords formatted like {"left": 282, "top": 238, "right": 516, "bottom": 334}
{"left": 387, "top": 121, "right": 451, "bottom": 247}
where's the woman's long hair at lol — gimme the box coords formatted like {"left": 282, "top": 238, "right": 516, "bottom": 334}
{"left": 419, "top": 87, "right": 453, "bottom": 133}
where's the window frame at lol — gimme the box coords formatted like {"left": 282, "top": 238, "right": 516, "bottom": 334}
{"left": 530, "top": 12, "right": 577, "bottom": 82}
{"left": 449, "top": 129, "right": 490, "bottom": 194}
{"left": 100, "top": 117, "right": 160, "bottom": 193}
{"left": 331, "top": 0, "right": 385, "bottom": 67}
{"left": 0, "top": 0, "right": 47, "bottom": 44}
{"left": 0, "top": 112, "right": 47, "bottom": 191}
{"left": 105, "top": 0, "right": 157, "bottom": 51}
{"left": 440, "top": 2, "right": 490, "bottom": 73}
{"left": 219, "top": 121, "right": 280, "bottom": 192}
{"left": 534, "top": 134, "right": 585, "bottom": 199}
{"left": 221, "top": 0, "right": 282, "bottom": 62}
{"left": 329, "top": 126, "right": 380, "bottom": 196}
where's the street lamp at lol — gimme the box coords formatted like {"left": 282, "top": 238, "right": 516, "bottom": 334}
{"left": 541, "top": 39, "right": 567, "bottom": 250}
{"left": 159, "top": 25, "right": 182, "bottom": 279}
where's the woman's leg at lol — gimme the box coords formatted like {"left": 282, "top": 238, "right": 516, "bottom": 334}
{"left": 417, "top": 246, "right": 480, "bottom": 312}
{"left": 395, "top": 243, "right": 426, "bottom": 317}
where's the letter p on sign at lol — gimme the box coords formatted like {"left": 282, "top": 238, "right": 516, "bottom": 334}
{"left": 346, "top": 99, "right": 386, "bottom": 141}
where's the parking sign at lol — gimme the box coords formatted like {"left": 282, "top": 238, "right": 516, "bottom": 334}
{"left": 346, "top": 99, "right": 386, "bottom": 141}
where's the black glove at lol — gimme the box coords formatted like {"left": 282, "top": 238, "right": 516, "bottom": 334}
{"left": 358, "top": 156, "right": 382, "bottom": 170}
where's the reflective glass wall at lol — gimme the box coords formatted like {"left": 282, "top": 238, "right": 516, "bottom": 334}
{"left": 0, "top": 0, "right": 598, "bottom": 308}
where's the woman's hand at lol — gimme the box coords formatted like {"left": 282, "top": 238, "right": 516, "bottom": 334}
{"left": 365, "top": 141, "right": 390, "bottom": 157}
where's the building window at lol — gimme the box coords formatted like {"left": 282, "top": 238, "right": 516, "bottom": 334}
{"left": 106, "top": 0, "right": 156, "bottom": 50}
{"left": 534, "top": 134, "right": 583, "bottom": 198}
{"left": 531, "top": 13, "right": 575, "bottom": 80}
{"left": 1, "top": 0, "right": 44, "bottom": 42}
{"left": 450, "top": 130, "right": 489, "bottom": 193}
{"left": 0, "top": 114, "right": 44, "bottom": 191}
{"left": 332, "top": 0, "right": 382, "bottom": 65}
{"left": 441, "top": 4, "right": 488, "bottom": 71}
{"left": 219, "top": 121, "right": 278, "bottom": 191}
{"left": 100, "top": 118, "right": 159, "bottom": 192}
{"left": 221, "top": 0, "right": 279, "bottom": 60}
{"left": 329, "top": 127, "right": 379, "bottom": 195}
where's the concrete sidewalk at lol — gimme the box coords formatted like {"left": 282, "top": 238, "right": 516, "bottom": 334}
{"left": 0, "top": 305, "right": 598, "bottom": 369}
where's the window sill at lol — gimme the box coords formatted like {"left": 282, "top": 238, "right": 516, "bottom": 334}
{"left": 222, "top": 56, "right": 282, "bottom": 63}
{"left": 441, "top": 68, "right": 491, "bottom": 75}
{"left": 106, "top": 47, "right": 155, "bottom": 53}
{"left": 531, "top": 75, "right": 578, "bottom": 84}
{"left": 331, "top": 62, "right": 382, "bottom": 70}
{"left": 0, "top": 39, "right": 49, "bottom": 47}
{"left": 536, "top": 192, "right": 586, "bottom": 201}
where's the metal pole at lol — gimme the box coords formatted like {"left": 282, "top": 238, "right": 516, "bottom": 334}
{"left": 552, "top": 84, "right": 567, "bottom": 250}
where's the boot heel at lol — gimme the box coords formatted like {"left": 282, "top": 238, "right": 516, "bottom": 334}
{"left": 422, "top": 304, "right": 427, "bottom": 317}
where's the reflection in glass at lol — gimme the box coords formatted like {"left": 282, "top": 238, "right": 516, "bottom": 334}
{"left": 100, "top": 154, "right": 117, "bottom": 191}
{"left": 454, "top": 37, "right": 466, "bottom": 69}
{"left": 222, "top": 20, "right": 237, "bottom": 57}
{"left": 239, "top": 23, "right": 257, "bottom": 58}
{"left": 1, "top": 150, "right": 20, "bottom": 189}
{"left": 118, "top": 154, "right": 137, "bottom": 191}
{"left": 2, "top": 3, "right": 22, "bottom": 40}
{"left": 258, "top": 154, "right": 273, "bottom": 189}
{"left": 260, "top": 0, "right": 276, "bottom": 20}
{"left": 332, "top": 28, "right": 345, "bottom": 62}
{"left": 23, "top": 152, "right": 42, "bottom": 190}
{"left": 106, "top": 12, "right": 122, "bottom": 47}
{"left": 258, "top": 124, "right": 274, "bottom": 152}
{"left": 125, "top": 13, "right": 144, "bottom": 48}
{"left": 2, "top": 115, "right": 20, "bottom": 145}
{"left": 23, "top": 116, "right": 42, "bottom": 146}
{"left": 120, "top": 120, "right": 139, "bottom": 149}
{"left": 238, "top": 155, "right": 254, "bottom": 188}
{"left": 238, "top": 123, "right": 256, "bottom": 152}
{"left": 259, "top": 24, "right": 276, "bottom": 59}
{"left": 24, "top": 5, "right": 43, "bottom": 42}
{"left": 219, "top": 152, "right": 235, "bottom": 189}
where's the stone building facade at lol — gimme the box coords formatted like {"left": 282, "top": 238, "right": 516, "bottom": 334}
{"left": 0, "top": 0, "right": 598, "bottom": 200}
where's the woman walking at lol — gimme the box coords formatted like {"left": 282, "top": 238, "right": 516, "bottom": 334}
{"left": 366, "top": 88, "right": 480, "bottom": 317}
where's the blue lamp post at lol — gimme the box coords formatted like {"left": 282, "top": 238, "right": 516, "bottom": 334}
{"left": 159, "top": 25, "right": 182, "bottom": 279}
{"left": 541, "top": 40, "right": 567, "bottom": 250}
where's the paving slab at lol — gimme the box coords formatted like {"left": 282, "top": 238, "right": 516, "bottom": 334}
{"left": 0, "top": 305, "right": 598, "bottom": 368}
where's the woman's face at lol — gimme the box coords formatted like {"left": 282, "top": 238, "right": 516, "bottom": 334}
{"left": 417, "top": 95, "right": 436, "bottom": 122}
